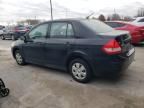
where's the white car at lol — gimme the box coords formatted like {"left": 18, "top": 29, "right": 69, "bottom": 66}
{"left": 0, "top": 29, "right": 4, "bottom": 36}
{"left": 132, "top": 17, "right": 144, "bottom": 26}
{"left": 0, "top": 26, "right": 5, "bottom": 36}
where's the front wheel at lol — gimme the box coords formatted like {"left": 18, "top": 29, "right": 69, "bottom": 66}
{"left": 69, "top": 59, "right": 92, "bottom": 83}
{"left": 14, "top": 50, "right": 26, "bottom": 65}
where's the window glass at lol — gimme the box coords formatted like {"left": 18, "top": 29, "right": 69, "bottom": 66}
{"left": 117, "top": 23, "right": 126, "bottom": 27}
{"left": 29, "top": 24, "right": 48, "bottom": 39}
{"left": 105, "top": 22, "right": 118, "bottom": 28}
{"left": 67, "top": 24, "right": 74, "bottom": 37}
{"left": 138, "top": 19, "right": 144, "bottom": 22}
{"left": 106, "top": 22, "right": 125, "bottom": 28}
{"left": 50, "top": 23, "right": 67, "bottom": 38}
{"left": 81, "top": 20, "right": 113, "bottom": 33}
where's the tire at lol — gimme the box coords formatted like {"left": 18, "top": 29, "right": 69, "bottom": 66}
{"left": 14, "top": 50, "right": 26, "bottom": 65}
{"left": 69, "top": 59, "right": 92, "bottom": 83}
{"left": 0, "top": 88, "right": 10, "bottom": 97}
{"left": 1, "top": 35, "right": 5, "bottom": 40}
{"left": 11, "top": 35, "right": 16, "bottom": 41}
{"left": 0, "top": 79, "right": 5, "bottom": 88}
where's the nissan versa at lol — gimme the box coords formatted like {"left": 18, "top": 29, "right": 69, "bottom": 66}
{"left": 11, "top": 19, "right": 135, "bottom": 83}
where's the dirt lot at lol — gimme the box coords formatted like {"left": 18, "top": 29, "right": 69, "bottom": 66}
{"left": 0, "top": 40, "right": 144, "bottom": 108}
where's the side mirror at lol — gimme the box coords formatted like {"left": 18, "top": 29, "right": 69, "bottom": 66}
{"left": 20, "top": 35, "right": 26, "bottom": 41}
{"left": 21, "top": 35, "right": 34, "bottom": 43}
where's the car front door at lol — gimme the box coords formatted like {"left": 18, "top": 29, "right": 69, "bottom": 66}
{"left": 45, "top": 22, "right": 75, "bottom": 69}
{"left": 22, "top": 23, "right": 49, "bottom": 65}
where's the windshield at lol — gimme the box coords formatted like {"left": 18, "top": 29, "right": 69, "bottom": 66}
{"left": 81, "top": 20, "right": 113, "bottom": 33}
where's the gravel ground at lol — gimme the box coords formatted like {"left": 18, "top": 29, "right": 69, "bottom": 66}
{"left": 0, "top": 40, "right": 144, "bottom": 108}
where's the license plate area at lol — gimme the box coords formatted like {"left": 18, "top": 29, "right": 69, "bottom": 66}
{"left": 127, "top": 48, "right": 135, "bottom": 57}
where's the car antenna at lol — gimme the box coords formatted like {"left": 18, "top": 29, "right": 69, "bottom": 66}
{"left": 86, "top": 12, "right": 95, "bottom": 19}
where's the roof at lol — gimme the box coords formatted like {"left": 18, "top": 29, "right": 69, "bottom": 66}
{"left": 105, "top": 20, "right": 134, "bottom": 25}
{"left": 44, "top": 18, "right": 86, "bottom": 22}
{"left": 43, "top": 18, "right": 102, "bottom": 24}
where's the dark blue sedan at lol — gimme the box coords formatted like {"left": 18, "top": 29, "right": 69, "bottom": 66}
{"left": 11, "top": 19, "right": 135, "bottom": 83}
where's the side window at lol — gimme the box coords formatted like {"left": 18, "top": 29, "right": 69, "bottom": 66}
{"left": 138, "top": 19, "right": 144, "bottom": 22}
{"left": 117, "top": 23, "right": 126, "bottom": 27}
{"left": 106, "top": 22, "right": 118, "bottom": 28}
{"left": 50, "top": 23, "right": 67, "bottom": 38}
{"left": 67, "top": 24, "right": 74, "bottom": 37}
{"left": 29, "top": 24, "right": 48, "bottom": 39}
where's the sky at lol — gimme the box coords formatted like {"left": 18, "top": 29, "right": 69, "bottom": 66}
{"left": 0, "top": 0, "right": 144, "bottom": 24}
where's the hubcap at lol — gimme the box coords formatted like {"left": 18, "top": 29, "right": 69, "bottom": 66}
{"left": 72, "top": 63, "right": 87, "bottom": 80}
{"left": 15, "top": 53, "right": 23, "bottom": 64}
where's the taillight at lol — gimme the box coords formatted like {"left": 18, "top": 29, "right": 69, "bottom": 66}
{"left": 102, "top": 39, "right": 122, "bottom": 55}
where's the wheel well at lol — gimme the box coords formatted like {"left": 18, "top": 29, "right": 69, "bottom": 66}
{"left": 66, "top": 55, "right": 93, "bottom": 73}
{"left": 13, "top": 48, "right": 19, "bottom": 58}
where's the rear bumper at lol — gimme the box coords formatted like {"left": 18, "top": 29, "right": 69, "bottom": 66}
{"left": 91, "top": 52, "right": 135, "bottom": 77}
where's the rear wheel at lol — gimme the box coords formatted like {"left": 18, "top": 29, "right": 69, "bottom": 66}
{"left": 69, "top": 59, "right": 92, "bottom": 83}
{"left": 11, "top": 35, "right": 16, "bottom": 41}
{"left": 1, "top": 35, "right": 5, "bottom": 40}
{"left": 14, "top": 50, "right": 26, "bottom": 65}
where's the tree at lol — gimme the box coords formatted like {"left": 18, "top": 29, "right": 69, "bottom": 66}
{"left": 123, "top": 16, "right": 132, "bottom": 21}
{"left": 107, "top": 16, "right": 111, "bottom": 21}
{"left": 25, "top": 19, "right": 40, "bottom": 25}
{"left": 17, "top": 19, "right": 40, "bottom": 25}
{"left": 98, "top": 14, "right": 106, "bottom": 22}
{"left": 111, "top": 13, "right": 121, "bottom": 20}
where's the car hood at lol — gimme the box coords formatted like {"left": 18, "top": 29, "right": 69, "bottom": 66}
{"left": 11, "top": 39, "right": 24, "bottom": 48}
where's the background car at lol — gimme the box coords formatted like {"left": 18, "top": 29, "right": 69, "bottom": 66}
{"left": 105, "top": 21, "right": 144, "bottom": 44}
{"left": 11, "top": 19, "right": 134, "bottom": 83}
{"left": 26, "top": 25, "right": 33, "bottom": 31}
{"left": 1, "top": 26, "right": 14, "bottom": 40}
{"left": 1, "top": 25, "right": 28, "bottom": 40}
{"left": 0, "top": 26, "right": 5, "bottom": 36}
{"left": 132, "top": 17, "right": 144, "bottom": 26}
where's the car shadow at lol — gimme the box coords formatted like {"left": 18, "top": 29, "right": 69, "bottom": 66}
{"left": 27, "top": 63, "right": 125, "bottom": 85}
{"left": 91, "top": 74, "right": 124, "bottom": 85}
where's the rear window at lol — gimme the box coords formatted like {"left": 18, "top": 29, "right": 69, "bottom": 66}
{"left": 106, "top": 22, "right": 126, "bottom": 28}
{"left": 105, "top": 22, "right": 118, "bottom": 28}
{"left": 81, "top": 20, "right": 113, "bottom": 33}
{"left": 15, "top": 26, "right": 26, "bottom": 30}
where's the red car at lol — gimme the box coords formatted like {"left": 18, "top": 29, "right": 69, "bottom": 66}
{"left": 105, "top": 21, "right": 144, "bottom": 44}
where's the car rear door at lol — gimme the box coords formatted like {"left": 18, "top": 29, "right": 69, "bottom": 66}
{"left": 22, "top": 23, "right": 49, "bottom": 64}
{"left": 45, "top": 22, "right": 75, "bottom": 69}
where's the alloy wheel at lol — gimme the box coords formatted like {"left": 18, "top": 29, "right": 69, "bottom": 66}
{"left": 15, "top": 52, "right": 23, "bottom": 64}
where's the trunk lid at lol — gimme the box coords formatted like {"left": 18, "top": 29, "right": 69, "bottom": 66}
{"left": 99, "top": 30, "right": 134, "bottom": 57}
